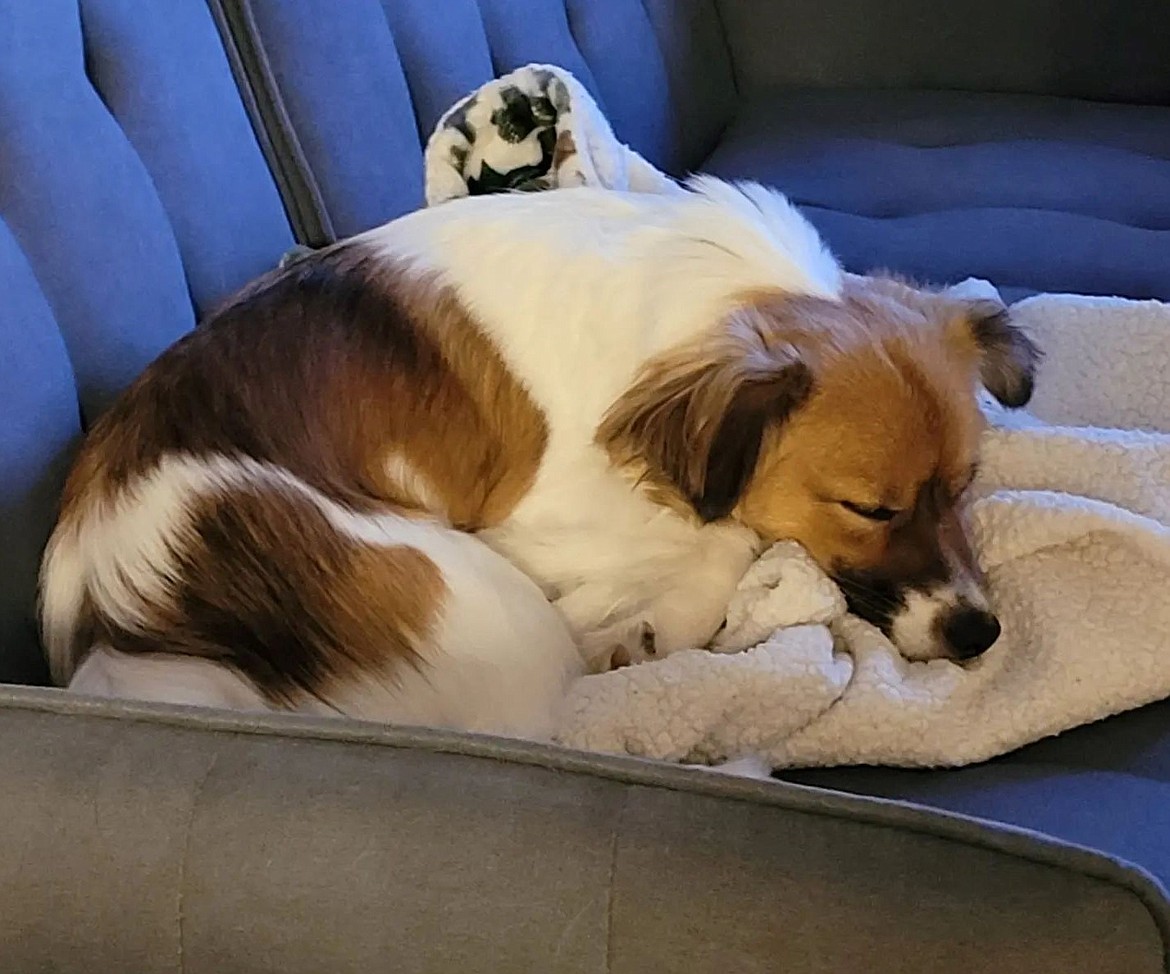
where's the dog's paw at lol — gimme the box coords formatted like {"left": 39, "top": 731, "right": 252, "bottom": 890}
{"left": 580, "top": 617, "right": 658, "bottom": 673}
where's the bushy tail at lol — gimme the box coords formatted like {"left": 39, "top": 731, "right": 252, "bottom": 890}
{"left": 39, "top": 455, "right": 222, "bottom": 685}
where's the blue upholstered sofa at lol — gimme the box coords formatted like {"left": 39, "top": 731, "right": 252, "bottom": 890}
{"left": 2, "top": 2, "right": 1169, "bottom": 970}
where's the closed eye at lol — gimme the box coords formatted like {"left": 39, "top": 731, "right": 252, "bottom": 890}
{"left": 840, "top": 500, "right": 901, "bottom": 522}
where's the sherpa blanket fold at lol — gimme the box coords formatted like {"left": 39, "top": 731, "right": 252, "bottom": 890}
{"left": 426, "top": 64, "right": 1170, "bottom": 770}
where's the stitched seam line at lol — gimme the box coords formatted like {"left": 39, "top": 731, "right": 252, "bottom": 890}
{"left": 604, "top": 791, "right": 626, "bottom": 974}
{"left": 560, "top": 0, "right": 605, "bottom": 115}
{"left": 796, "top": 199, "right": 1170, "bottom": 233}
{"left": 709, "top": 0, "right": 742, "bottom": 98}
{"left": 176, "top": 749, "right": 220, "bottom": 973}
{"left": 371, "top": 3, "right": 426, "bottom": 144}
{"left": 665, "top": 0, "right": 739, "bottom": 171}
{"left": 634, "top": 0, "right": 690, "bottom": 173}
{"left": 208, "top": 0, "right": 334, "bottom": 246}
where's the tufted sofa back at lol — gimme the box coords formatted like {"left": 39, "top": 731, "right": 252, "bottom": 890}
{"left": 0, "top": 0, "right": 736, "bottom": 683}
{"left": 216, "top": 0, "right": 736, "bottom": 242}
{"left": 0, "top": 0, "right": 295, "bottom": 682}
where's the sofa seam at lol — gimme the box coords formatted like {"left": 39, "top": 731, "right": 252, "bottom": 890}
{"left": 176, "top": 748, "right": 220, "bottom": 974}
{"left": 766, "top": 135, "right": 1170, "bottom": 163}
{"left": 634, "top": 0, "right": 705, "bottom": 174}
{"left": 708, "top": 0, "right": 742, "bottom": 98}
{"left": 560, "top": 0, "right": 606, "bottom": 117}
{"left": 603, "top": 792, "right": 625, "bottom": 974}
{"left": 688, "top": 0, "right": 743, "bottom": 171}
{"left": 369, "top": 2, "right": 427, "bottom": 146}
{"left": 795, "top": 200, "right": 1170, "bottom": 233}
{"left": 206, "top": 0, "right": 335, "bottom": 247}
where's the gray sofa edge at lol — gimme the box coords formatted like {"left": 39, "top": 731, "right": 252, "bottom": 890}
{"left": 2, "top": 683, "right": 1167, "bottom": 972}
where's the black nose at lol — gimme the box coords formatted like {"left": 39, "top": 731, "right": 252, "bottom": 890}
{"left": 941, "top": 606, "right": 1001, "bottom": 659}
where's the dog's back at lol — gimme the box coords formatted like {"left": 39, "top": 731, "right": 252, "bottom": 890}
{"left": 39, "top": 232, "right": 587, "bottom": 736}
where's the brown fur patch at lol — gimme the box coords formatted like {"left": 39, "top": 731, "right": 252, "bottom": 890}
{"left": 94, "top": 484, "right": 446, "bottom": 706}
{"left": 59, "top": 245, "right": 548, "bottom": 531}
{"left": 596, "top": 306, "right": 814, "bottom": 522}
{"left": 52, "top": 244, "right": 545, "bottom": 691}
{"left": 552, "top": 130, "right": 578, "bottom": 169}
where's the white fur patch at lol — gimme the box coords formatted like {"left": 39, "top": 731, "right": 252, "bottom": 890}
{"left": 682, "top": 175, "right": 842, "bottom": 300}
{"left": 889, "top": 589, "right": 944, "bottom": 661}
{"left": 358, "top": 178, "right": 843, "bottom": 446}
{"left": 43, "top": 456, "right": 225, "bottom": 683}
{"left": 383, "top": 449, "right": 447, "bottom": 517}
{"left": 326, "top": 527, "right": 584, "bottom": 740}
{"left": 352, "top": 180, "right": 838, "bottom": 660}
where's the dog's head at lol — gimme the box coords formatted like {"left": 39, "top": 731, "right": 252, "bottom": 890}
{"left": 597, "top": 274, "right": 1040, "bottom": 661}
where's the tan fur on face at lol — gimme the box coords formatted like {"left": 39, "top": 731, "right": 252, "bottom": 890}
{"left": 735, "top": 281, "right": 988, "bottom": 580}
{"left": 737, "top": 279, "right": 1032, "bottom": 663}
{"left": 598, "top": 273, "right": 1033, "bottom": 613}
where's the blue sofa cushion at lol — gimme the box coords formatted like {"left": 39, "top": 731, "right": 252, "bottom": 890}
{"left": 704, "top": 88, "right": 1170, "bottom": 300}
{"left": 83, "top": 0, "right": 294, "bottom": 315}
{"left": 0, "top": 0, "right": 294, "bottom": 681}
{"left": 777, "top": 642, "right": 1170, "bottom": 890}
{"left": 0, "top": 222, "right": 79, "bottom": 686}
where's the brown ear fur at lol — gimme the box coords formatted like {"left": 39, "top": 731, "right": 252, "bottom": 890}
{"left": 596, "top": 311, "right": 813, "bottom": 522}
{"left": 963, "top": 300, "right": 1041, "bottom": 408}
{"left": 846, "top": 272, "right": 1041, "bottom": 409}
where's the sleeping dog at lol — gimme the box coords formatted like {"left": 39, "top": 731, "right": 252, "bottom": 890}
{"left": 40, "top": 177, "right": 1037, "bottom": 738}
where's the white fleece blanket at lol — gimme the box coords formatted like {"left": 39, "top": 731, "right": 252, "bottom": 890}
{"left": 426, "top": 65, "right": 1170, "bottom": 770}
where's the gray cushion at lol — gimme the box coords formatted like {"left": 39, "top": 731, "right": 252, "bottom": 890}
{"left": 1, "top": 686, "right": 1165, "bottom": 974}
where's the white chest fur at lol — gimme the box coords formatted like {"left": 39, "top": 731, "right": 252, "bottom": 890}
{"left": 480, "top": 445, "right": 761, "bottom": 658}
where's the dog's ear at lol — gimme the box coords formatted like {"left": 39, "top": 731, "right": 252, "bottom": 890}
{"left": 847, "top": 273, "right": 1041, "bottom": 410}
{"left": 597, "top": 312, "right": 813, "bottom": 522}
{"left": 956, "top": 300, "right": 1041, "bottom": 408}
